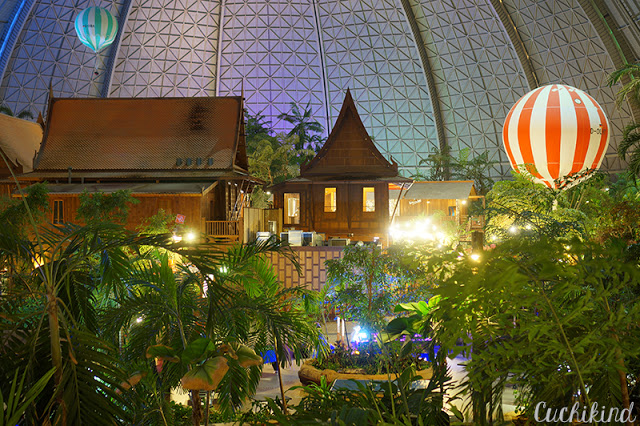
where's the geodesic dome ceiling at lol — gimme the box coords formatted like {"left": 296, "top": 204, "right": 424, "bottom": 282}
{"left": 1, "top": 0, "right": 639, "bottom": 178}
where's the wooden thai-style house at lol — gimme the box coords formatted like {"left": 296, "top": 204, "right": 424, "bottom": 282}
{"left": 270, "top": 89, "right": 411, "bottom": 245}
{"left": 13, "top": 95, "right": 257, "bottom": 241}
{"left": 389, "top": 180, "right": 485, "bottom": 242}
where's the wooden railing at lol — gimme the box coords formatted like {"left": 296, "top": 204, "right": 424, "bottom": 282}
{"left": 205, "top": 220, "right": 240, "bottom": 242}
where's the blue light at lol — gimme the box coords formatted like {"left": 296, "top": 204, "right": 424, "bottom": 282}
{"left": 0, "top": 1, "right": 28, "bottom": 62}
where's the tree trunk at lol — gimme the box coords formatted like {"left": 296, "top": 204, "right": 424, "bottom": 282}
{"left": 274, "top": 342, "right": 288, "bottom": 415}
{"left": 614, "top": 345, "right": 632, "bottom": 425}
{"left": 204, "top": 391, "right": 210, "bottom": 426}
{"left": 191, "top": 391, "right": 202, "bottom": 426}
{"left": 46, "top": 292, "right": 64, "bottom": 418}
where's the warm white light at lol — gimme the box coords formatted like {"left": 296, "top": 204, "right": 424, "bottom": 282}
{"left": 470, "top": 253, "right": 480, "bottom": 262}
{"left": 33, "top": 254, "right": 44, "bottom": 268}
{"left": 219, "top": 266, "right": 229, "bottom": 274}
{"left": 266, "top": 191, "right": 272, "bottom": 195}
{"left": 185, "top": 231, "right": 196, "bottom": 242}
{"left": 172, "top": 234, "right": 182, "bottom": 243}
{"left": 461, "top": 200, "right": 467, "bottom": 205}
{"left": 509, "top": 226, "right": 517, "bottom": 234}
{"left": 525, "top": 224, "right": 532, "bottom": 230}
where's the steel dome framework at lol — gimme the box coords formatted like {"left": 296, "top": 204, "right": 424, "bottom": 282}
{"left": 0, "top": 0, "right": 639, "bottom": 178}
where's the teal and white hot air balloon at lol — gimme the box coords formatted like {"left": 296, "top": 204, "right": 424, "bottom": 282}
{"left": 74, "top": 7, "right": 118, "bottom": 53}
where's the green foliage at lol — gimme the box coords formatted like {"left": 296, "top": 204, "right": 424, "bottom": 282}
{"left": 245, "top": 107, "right": 323, "bottom": 206}
{"left": 245, "top": 110, "right": 273, "bottom": 144}
{"left": 100, "top": 239, "right": 325, "bottom": 422}
{"left": 0, "top": 223, "right": 170, "bottom": 424}
{"left": 248, "top": 186, "right": 270, "bottom": 209}
{"left": 326, "top": 244, "right": 434, "bottom": 329}
{"left": 277, "top": 101, "right": 325, "bottom": 151}
{"left": 484, "top": 170, "right": 640, "bottom": 245}
{"left": 0, "top": 105, "right": 34, "bottom": 120}
{"left": 608, "top": 61, "right": 640, "bottom": 178}
{"left": 0, "top": 367, "right": 55, "bottom": 426}
{"left": 0, "top": 182, "right": 49, "bottom": 232}
{"left": 248, "top": 365, "right": 451, "bottom": 425}
{"left": 248, "top": 134, "right": 315, "bottom": 185}
{"left": 416, "top": 147, "right": 495, "bottom": 195}
{"left": 618, "top": 122, "right": 640, "bottom": 178}
{"left": 76, "top": 189, "right": 139, "bottom": 224}
{"left": 311, "top": 340, "right": 431, "bottom": 375}
{"left": 484, "top": 171, "right": 586, "bottom": 241}
{"left": 608, "top": 61, "right": 640, "bottom": 108}
{"left": 422, "top": 237, "right": 640, "bottom": 424}
{"left": 137, "top": 208, "right": 176, "bottom": 234}
{"left": 326, "top": 245, "right": 399, "bottom": 329}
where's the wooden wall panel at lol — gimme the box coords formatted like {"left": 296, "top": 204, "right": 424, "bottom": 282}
{"left": 45, "top": 194, "right": 203, "bottom": 232}
{"left": 266, "top": 246, "right": 344, "bottom": 291}
{"left": 274, "top": 182, "right": 389, "bottom": 244}
{"left": 242, "top": 208, "right": 283, "bottom": 242}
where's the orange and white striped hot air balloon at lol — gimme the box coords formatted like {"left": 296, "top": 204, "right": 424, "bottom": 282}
{"left": 502, "top": 84, "right": 610, "bottom": 189}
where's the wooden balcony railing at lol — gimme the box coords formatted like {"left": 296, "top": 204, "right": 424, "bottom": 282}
{"left": 205, "top": 220, "right": 240, "bottom": 242}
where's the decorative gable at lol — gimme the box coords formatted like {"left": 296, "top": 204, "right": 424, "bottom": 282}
{"left": 300, "top": 89, "right": 398, "bottom": 180}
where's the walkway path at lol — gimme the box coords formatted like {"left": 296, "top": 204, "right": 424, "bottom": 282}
{"left": 251, "top": 320, "right": 520, "bottom": 422}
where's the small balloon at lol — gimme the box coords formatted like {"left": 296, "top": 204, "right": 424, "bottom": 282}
{"left": 74, "top": 7, "right": 118, "bottom": 53}
{"left": 502, "top": 84, "right": 610, "bottom": 189}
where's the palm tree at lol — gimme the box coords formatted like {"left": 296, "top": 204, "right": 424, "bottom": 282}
{"left": 0, "top": 223, "right": 165, "bottom": 425}
{"left": 0, "top": 105, "right": 35, "bottom": 120}
{"left": 608, "top": 61, "right": 640, "bottom": 108}
{"left": 417, "top": 146, "right": 453, "bottom": 181}
{"left": 618, "top": 123, "right": 640, "bottom": 178}
{"left": 609, "top": 62, "right": 640, "bottom": 178}
{"left": 277, "top": 102, "right": 325, "bottom": 150}
{"left": 101, "top": 239, "right": 325, "bottom": 424}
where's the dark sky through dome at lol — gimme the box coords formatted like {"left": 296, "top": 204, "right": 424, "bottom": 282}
{"left": 0, "top": 0, "right": 638, "bottom": 178}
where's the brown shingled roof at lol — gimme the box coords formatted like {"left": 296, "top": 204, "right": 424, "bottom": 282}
{"left": 300, "top": 89, "right": 398, "bottom": 180}
{"left": 0, "top": 113, "right": 42, "bottom": 172}
{"left": 34, "top": 96, "right": 247, "bottom": 173}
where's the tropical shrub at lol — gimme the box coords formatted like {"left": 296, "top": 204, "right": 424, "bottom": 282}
{"left": 311, "top": 340, "right": 431, "bottom": 375}
{"left": 325, "top": 244, "right": 435, "bottom": 330}
{"left": 248, "top": 366, "right": 452, "bottom": 425}
{"left": 417, "top": 237, "right": 640, "bottom": 424}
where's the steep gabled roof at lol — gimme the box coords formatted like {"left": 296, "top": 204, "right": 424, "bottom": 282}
{"left": 0, "top": 113, "right": 42, "bottom": 173}
{"left": 33, "top": 96, "right": 248, "bottom": 176}
{"left": 300, "top": 89, "right": 398, "bottom": 180}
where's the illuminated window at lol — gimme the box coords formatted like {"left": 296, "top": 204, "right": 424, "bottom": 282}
{"left": 363, "top": 187, "right": 375, "bottom": 212}
{"left": 53, "top": 200, "right": 64, "bottom": 224}
{"left": 284, "top": 193, "right": 300, "bottom": 225}
{"left": 324, "top": 187, "right": 336, "bottom": 212}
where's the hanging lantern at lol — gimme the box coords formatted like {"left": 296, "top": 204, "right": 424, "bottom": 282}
{"left": 74, "top": 7, "right": 118, "bottom": 53}
{"left": 502, "top": 84, "right": 610, "bottom": 189}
